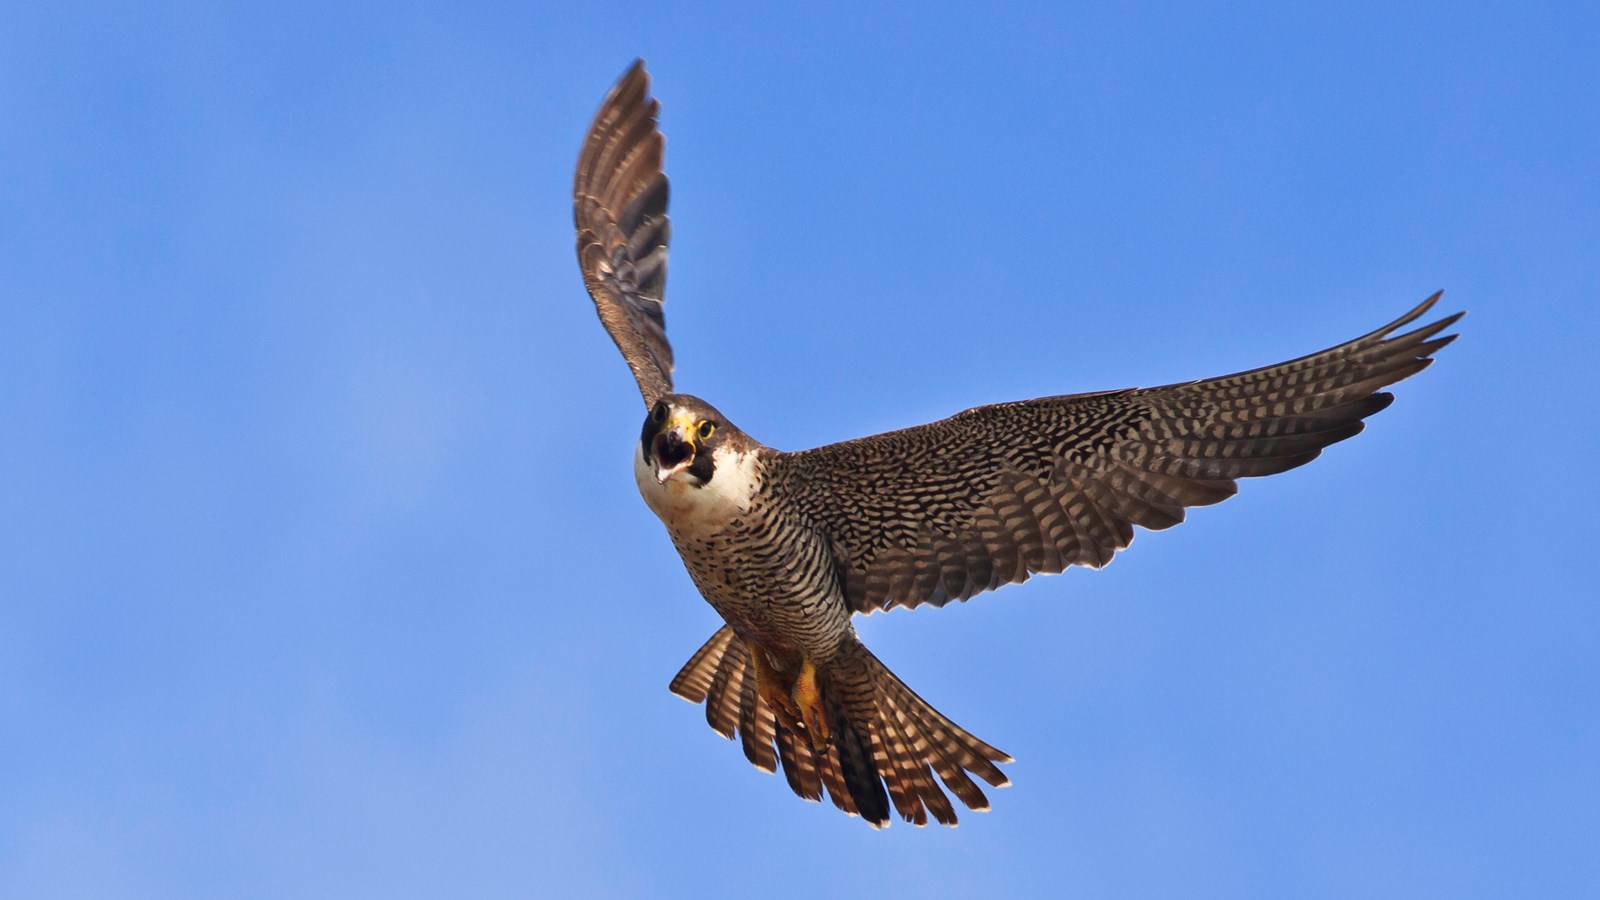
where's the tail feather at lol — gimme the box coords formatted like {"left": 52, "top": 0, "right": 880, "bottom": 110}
{"left": 814, "top": 746, "right": 856, "bottom": 816}
{"left": 670, "top": 629, "right": 1010, "bottom": 827}
{"left": 671, "top": 628, "right": 831, "bottom": 805}
{"left": 879, "top": 668, "right": 1013, "bottom": 788}
{"left": 874, "top": 699, "right": 955, "bottom": 826}
{"left": 828, "top": 679, "right": 892, "bottom": 826}
{"left": 702, "top": 641, "right": 744, "bottom": 739}
{"left": 668, "top": 625, "right": 735, "bottom": 703}
{"left": 845, "top": 644, "right": 1009, "bottom": 826}
{"left": 886, "top": 700, "right": 961, "bottom": 821}
{"left": 820, "top": 719, "right": 876, "bottom": 819}
{"left": 736, "top": 662, "right": 778, "bottom": 773}
{"left": 891, "top": 687, "right": 997, "bottom": 811}
{"left": 774, "top": 719, "right": 823, "bottom": 802}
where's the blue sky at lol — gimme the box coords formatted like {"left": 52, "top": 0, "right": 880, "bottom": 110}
{"left": 3, "top": 1, "right": 1596, "bottom": 897}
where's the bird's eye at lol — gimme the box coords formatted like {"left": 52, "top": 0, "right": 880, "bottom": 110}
{"left": 651, "top": 403, "right": 667, "bottom": 424}
{"left": 698, "top": 421, "right": 716, "bottom": 441}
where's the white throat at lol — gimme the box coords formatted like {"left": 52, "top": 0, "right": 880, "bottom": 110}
{"left": 634, "top": 441, "right": 761, "bottom": 530}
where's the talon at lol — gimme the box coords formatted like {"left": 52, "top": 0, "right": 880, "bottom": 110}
{"left": 793, "top": 659, "right": 831, "bottom": 753}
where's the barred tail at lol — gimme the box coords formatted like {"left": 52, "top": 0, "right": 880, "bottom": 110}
{"left": 668, "top": 625, "right": 779, "bottom": 775}
{"left": 670, "top": 627, "right": 1012, "bottom": 828}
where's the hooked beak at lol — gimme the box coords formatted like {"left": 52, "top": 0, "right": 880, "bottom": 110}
{"left": 652, "top": 420, "right": 696, "bottom": 484}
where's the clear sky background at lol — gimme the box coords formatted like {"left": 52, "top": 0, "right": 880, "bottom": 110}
{"left": 4, "top": 2, "right": 1596, "bottom": 897}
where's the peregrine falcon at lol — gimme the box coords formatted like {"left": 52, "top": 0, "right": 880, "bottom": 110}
{"left": 572, "top": 60, "right": 1461, "bottom": 828}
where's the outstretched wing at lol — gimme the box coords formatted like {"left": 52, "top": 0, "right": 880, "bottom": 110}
{"left": 770, "top": 294, "right": 1462, "bottom": 614}
{"left": 574, "top": 59, "right": 674, "bottom": 406}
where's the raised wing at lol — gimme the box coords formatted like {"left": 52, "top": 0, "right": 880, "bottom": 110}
{"left": 770, "top": 294, "right": 1462, "bottom": 614}
{"left": 574, "top": 60, "right": 674, "bottom": 406}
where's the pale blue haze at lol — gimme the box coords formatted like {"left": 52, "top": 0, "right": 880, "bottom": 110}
{"left": 3, "top": 2, "right": 1596, "bottom": 897}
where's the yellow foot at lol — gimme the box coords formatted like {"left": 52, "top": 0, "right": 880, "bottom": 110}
{"left": 793, "top": 659, "right": 831, "bottom": 753}
{"left": 748, "top": 642, "right": 805, "bottom": 735}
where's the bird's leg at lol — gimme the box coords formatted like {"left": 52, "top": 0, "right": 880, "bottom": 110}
{"left": 747, "top": 642, "right": 805, "bottom": 735}
{"left": 792, "top": 658, "right": 832, "bottom": 753}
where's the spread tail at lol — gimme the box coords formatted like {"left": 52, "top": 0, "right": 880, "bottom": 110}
{"left": 670, "top": 626, "right": 1012, "bottom": 827}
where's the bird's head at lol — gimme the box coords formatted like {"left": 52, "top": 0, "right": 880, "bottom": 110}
{"left": 639, "top": 394, "right": 743, "bottom": 487}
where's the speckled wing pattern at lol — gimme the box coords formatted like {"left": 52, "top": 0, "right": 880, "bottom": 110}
{"left": 772, "top": 294, "right": 1462, "bottom": 614}
{"left": 573, "top": 59, "right": 674, "bottom": 406}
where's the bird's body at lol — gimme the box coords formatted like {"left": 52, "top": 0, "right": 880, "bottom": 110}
{"left": 633, "top": 403, "right": 844, "bottom": 662}
{"left": 572, "top": 60, "right": 1461, "bottom": 828}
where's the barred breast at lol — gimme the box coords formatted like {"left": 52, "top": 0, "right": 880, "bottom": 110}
{"left": 672, "top": 498, "right": 853, "bottom": 663}
{"left": 636, "top": 441, "right": 853, "bottom": 664}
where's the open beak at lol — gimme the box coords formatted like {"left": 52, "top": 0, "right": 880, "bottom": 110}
{"left": 652, "top": 418, "right": 697, "bottom": 484}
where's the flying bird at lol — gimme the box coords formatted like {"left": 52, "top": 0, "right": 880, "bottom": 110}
{"left": 572, "top": 59, "right": 1461, "bottom": 828}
